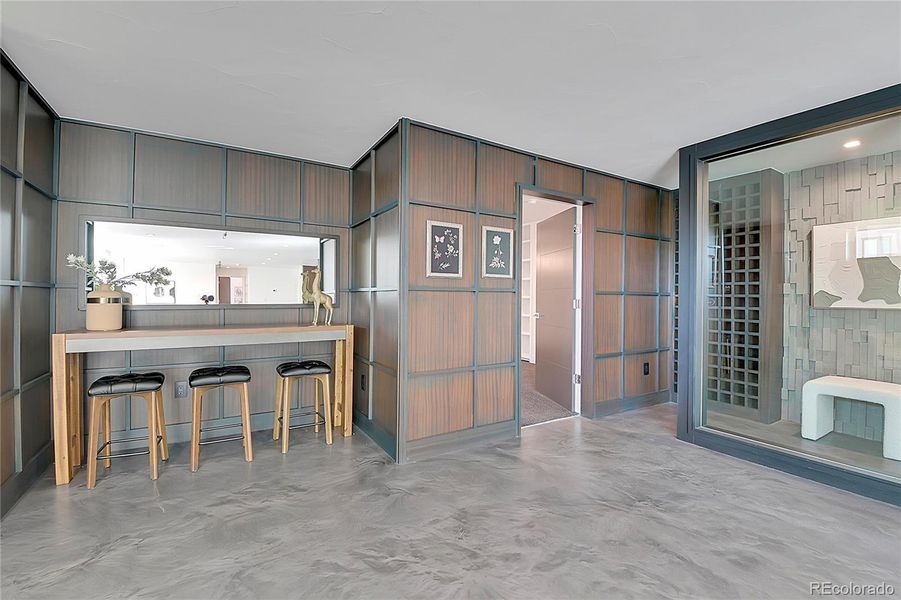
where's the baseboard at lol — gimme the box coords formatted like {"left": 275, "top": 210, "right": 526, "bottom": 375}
{"left": 1, "top": 442, "right": 53, "bottom": 519}
{"left": 593, "top": 390, "right": 670, "bottom": 418}
{"left": 404, "top": 420, "right": 517, "bottom": 463}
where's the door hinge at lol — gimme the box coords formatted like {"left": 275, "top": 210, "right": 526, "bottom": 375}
{"left": 573, "top": 374, "right": 582, "bottom": 385}
{"left": 573, "top": 224, "right": 582, "bottom": 235}
{"left": 572, "top": 298, "right": 581, "bottom": 310}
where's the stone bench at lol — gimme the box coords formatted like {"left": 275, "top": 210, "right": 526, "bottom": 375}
{"left": 801, "top": 375, "right": 901, "bottom": 461}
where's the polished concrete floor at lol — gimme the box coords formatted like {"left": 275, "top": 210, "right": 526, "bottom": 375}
{"left": 2, "top": 404, "right": 898, "bottom": 599}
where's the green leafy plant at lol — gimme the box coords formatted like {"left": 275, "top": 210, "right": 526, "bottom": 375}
{"left": 66, "top": 254, "right": 172, "bottom": 290}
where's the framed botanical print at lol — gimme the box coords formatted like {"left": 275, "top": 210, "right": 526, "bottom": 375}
{"left": 482, "top": 225, "right": 514, "bottom": 278}
{"left": 426, "top": 220, "right": 463, "bottom": 278}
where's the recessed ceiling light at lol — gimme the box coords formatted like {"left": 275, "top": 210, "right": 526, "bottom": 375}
{"left": 843, "top": 140, "right": 861, "bottom": 149}
{"left": 527, "top": 198, "right": 538, "bottom": 204}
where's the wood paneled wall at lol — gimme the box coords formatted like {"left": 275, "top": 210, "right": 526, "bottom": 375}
{"left": 1, "top": 55, "right": 57, "bottom": 516}
{"left": 398, "top": 121, "right": 674, "bottom": 454}
{"left": 54, "top": 120, "right": 353, "bottom": 457}
{"left": 403, "top": 124, "right": 524, "bottom": 448}
{"left": 349, "top": 129, "right": 401, "bottom": 458}
{"left": 592, "top": 180, "right": 675, "bottom": 416}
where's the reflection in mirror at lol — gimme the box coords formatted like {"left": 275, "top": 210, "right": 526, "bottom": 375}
{"left": 88, "top": 221, "right": 336, "bottom": 305}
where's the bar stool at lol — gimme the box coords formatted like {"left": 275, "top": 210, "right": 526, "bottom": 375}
{"left": 189, "top": 365, "right": 253, "bottom": 471}
{"left": 273, "top": 360, "right": 333, "bottom": 453}
{"left": 86, "top": 371, "right": 169, "bottom": 489}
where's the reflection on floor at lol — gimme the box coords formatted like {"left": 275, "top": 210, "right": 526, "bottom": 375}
{"left": 707, "top": 410, "right": 901, "bottom": 480}
{"left": 3, "top": 404, "right": 897, "bottom": 599}
{"left": 520, "top": 361, "right": 574, "bottom": 426}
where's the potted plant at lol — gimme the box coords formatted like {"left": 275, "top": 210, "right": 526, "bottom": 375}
{"left": 66, "top": 254, "right": 172, "bottom": 331}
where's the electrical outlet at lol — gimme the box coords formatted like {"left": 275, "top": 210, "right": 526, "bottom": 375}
{"left": 643, "top": 362, "right": 650, "bottom": 376}
{"left": 175, "top": 381, "right": 188, "bottom": 398}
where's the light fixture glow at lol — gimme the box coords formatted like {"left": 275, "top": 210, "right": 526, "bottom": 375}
{"left": 843, "top": 140, "right": 861, "bottom": 149}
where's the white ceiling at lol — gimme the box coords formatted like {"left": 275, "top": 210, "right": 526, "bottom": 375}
{"left": 709, "top": 114, "right": 901, "bottom": 181}
{"left": 2, "top": 1, "right": 899, "bottom": 189}
{"left": 93, "top": 221, "right": 322, "bottom": 268}
{"left": 522, "top": 195, "right": 573, "bottom": 225}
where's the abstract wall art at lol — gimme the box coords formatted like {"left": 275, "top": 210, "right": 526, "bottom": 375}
{"left": 811, "top": 216, "right": 901, "bottom": 309}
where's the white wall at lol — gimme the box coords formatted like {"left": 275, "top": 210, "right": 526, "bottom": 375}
{"left": 246, "top": 265, "right": 303, "bottom": 304}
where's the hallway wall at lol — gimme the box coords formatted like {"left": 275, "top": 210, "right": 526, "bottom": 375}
{"left": 0, "top": 54, "right": 57, "bottom": 515}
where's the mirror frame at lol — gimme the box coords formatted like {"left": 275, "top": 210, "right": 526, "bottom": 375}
{"left": 76, "top": 215, "right": 341, "bottom": 310}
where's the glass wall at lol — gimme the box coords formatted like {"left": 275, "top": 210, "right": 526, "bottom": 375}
{"left": 698, "top": 114, "right": 900, "bottom": 481}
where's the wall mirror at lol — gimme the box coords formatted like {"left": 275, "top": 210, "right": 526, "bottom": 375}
{"left": 86, "top": 220, "right": 337, "bottom": 306}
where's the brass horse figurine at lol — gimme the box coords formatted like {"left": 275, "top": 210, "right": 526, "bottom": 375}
{"left": 306, "top": 267, "right": 333, "bottom": 326}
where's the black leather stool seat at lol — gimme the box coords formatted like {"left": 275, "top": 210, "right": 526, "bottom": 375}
{"left": 88, "top": 372, "right": 165, "bottom": 396}
{"left": 189, "top": 365, "right": 252, "bottom": 387}
{"left": 276, "top": 360, "right": 332, "bottom": 377}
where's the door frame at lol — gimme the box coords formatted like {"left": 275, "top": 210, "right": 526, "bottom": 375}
{"left": 516, "top": 184, "right": 596, "bottom": 431}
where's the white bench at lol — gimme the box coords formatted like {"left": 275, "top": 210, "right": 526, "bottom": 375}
{"left": 801, "top": 375, "right": 901, "bottom": 461}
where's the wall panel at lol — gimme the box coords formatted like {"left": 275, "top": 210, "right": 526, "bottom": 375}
{"left": 537, "top": 159, "right": 582, "bottom": 195}
{"left": 21, "top": 185, "right": 53, "bottom": 283}
{"left": 408, "top": 291, "right": 474, "bottom": 373}
{"left": 134, "top": 134, "right": 224, "bottom": 212}
{"left": 594, "top": 232, "right": 624, "bottom": 292}
{"left": 226, "top": 150, "right": 300, "bottom": 220}
{"left": 374, "top": 132, "right": 400, "bottom": 211}
{"left": 303, "top": 162, "right": 350, "bottom": 226}
{"left": 625, "top": 237, "right": 658, "bottom": 293}
{"left": 352, "top": 155, "right": 372, "bottom": 223}
{"left": 372, "top": 291, "right": 398, "bottom": 371}
{"left": 372, "top": 366, "right": 398, "bottom": 436}
{"left": 0, "top": 287, "right": 13, "bottom": 395}
{"left": 407, "top": 371, "right": 473, "bottom": 441}
{"left": 350, "top": 292, "right": 371, "bottom": 360}
{"left": 1, "top": 172, "right": 15, "bottom": 280}
{"left": 625, "top": 352, "right": 658, "bottom": 397}
{"left": 476, "top": 292, "right": 515, "bottom": 365}
{"left": 626, "top": 182, "right": 659, "bottom": 236}
{"left": 58, "top": 123, "right": 132, "bottom": 204}
{"left": 19, "top": 379, "right": 51, "bottom": 466}
{"left": 0, "top": 65, "right": 18, "bottom": 169}
{"left": 594, "top": 295, "right": 622, "bottom": 355}
{"left": 23, "top": 91, "right": 54, "bottom": 193}
{"left": 594, "top": 356, "right": 623, "bottom": 402}
{"left": 409, "top": 126, "right": 476, "bottom": 209}
{"left": 478, "top": 144, "right": 532, "bottom": 215}
{"left": 624, "top": 295, "right": 657, "bottom": 352}
{"left": 20, "top": 287, "right": 50, "bottom": 384}
{"left": 585, "top": 172, "right": 623, "bottom": 231}
{"left": 351, "top": 220, "right": 372, "bottom": 289}
{"left": 0, "top": 395, "right": 15, "bottom": 484}
{"left": 374, "top": 207, "right": 399, "bottom": 289}
{"left": 475, "top": 367, "right": 515, "bottom": 426}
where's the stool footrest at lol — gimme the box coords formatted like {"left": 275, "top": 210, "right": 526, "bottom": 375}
{"left": 278, "top": 409, "right": 325, "bottom": 432}
{"left": 95, "top": 435, "right": 163, "bottom": 460}
{"left": 198, "top": 434, "right": 245, "bottom": 446}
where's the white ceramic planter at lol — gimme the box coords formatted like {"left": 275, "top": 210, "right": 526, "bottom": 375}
{"left": 86, "top": 284, "right": 124, "bottom": 331}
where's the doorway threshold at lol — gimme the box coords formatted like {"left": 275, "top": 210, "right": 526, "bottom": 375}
{"left": 522, "top": 414, "right": 579, "bottom": 429}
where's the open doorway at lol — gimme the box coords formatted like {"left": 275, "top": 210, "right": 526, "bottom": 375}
{"left": 521, "top": 194, "right": 582, "bottom": 426}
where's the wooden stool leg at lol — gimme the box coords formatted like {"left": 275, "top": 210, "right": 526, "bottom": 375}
{"left": 191, "top": 388, "right": 202, "bottom": 472}
{"left": 280, "top": 377, "right": 291, "bottom": 454}
{"left": 273, "top": 376, "right": 283, "bottom": 441}
{"left": 147, "top": 393, "right": 159, "bottom": 480}
{"left": 314, "top": 378, "right": 321, "bottom": 433}
{"left": 321, "top": 376, "right": 333, "bottom": 445}
{"left": 102, "top": 398, "right": 112, "bottom": 469}
{"left": 86, "top": 396, "right": 102, "bottom": 489}
{"left": 156, "top": 391, "right": 169, "bottom": 461}
{"left": 240, "top": 383, "right": 253, "bottom": 462}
